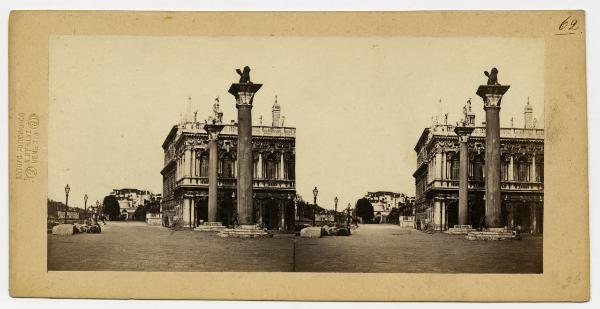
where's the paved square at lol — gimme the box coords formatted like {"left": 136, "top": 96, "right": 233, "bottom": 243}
{"left": 48, "top": 222, "right": 294, "bottom": 272}
{"left": 295, "top": 224, "right": 542, "bottom": 273}
{"left": 48, "top": 222, "right": 542, "bottom": 273}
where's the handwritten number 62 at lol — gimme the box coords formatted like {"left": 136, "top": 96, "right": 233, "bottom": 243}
{"left": 559, "top": 16, "right": 578, "bottom": 31}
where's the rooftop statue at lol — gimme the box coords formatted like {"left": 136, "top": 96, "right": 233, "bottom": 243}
{"left": 212, "top": 96, "right": 223, "bottom": 123}
{"left": 235, "top": 66, "right": 252, "bottom": 83}
{"left": 484, "top": 67, "right": 500, "bottom": 85}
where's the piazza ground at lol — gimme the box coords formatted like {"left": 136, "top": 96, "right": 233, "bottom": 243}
{"left": 47, "top": 222, "right": 542, "bottom": 273}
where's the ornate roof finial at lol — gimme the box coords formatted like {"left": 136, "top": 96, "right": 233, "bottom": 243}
{"left": 213, "top": 96, "right": 223, "bottom": 124}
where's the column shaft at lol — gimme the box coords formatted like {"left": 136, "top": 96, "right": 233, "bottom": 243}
{"left": 279, "top": 153, "right": 285, "bottom": 180}
{"left": 183, "top": 198, "right": 191, "bottom": 227}
{"left": 508, "top": 155, "right": 514, "bottom": 181}
{"left": 237, "top": 106, "right": 253, "bottom": 224}
{"left": 485, "top": 107, "right": 502, "bottom": 227}
{"left": 433, "top": 200, "right": 441, "bottom": 230}
{"left": 185, "top": 149, "right": 191, "bottom": 177}
{"left": 458, "top": 140, "right": 470, "bottom": 225}
{"left": 208, "top": 139, "right": 219, "bottom": 222}
{"left": 435, "top": 152, "right": 442, "bottom": 179}
{"left": 257, "top": 153, "right": 263, "bottom": 179}
{"left": 441, "top": 152, "right": 446, "bottom": 180}
{"left": 530, "top": 154, "right": 536, "bottom": 182}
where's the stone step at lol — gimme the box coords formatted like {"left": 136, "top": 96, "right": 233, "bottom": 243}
{"left": 194, "top": 225, "right": 227, "bottom": 232}
{"left": 217, "top": 228, "right": 272, "bottom": 238}
{"left": 454, "top": 225, "right": 473, "bottom": 229}
{"left": 445, "top": 228, "right": 477, "bottom": 235}
{"left": 466, "top": 230, "right": 519, "bottom": 241}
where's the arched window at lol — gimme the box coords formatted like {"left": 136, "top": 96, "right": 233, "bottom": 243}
{"left": 287, "top": 158, "right": 295, "bottom": 180}
{"left": 470, "top": 155, "right": 485, "bottom": 181}
{"left": 264, "top": 154, "right": 279, "bottom": 180}
{"left": 220, "top": 153, "right": 234, "bottom": 178}
{"left": 253, "top": 158, "right": 259, "bottom": 178}
{"left": 535, "top": 156, "right": 544, "bottom": 182}
{"left": 516, "top": 156, "right": 530, "bottom": 182}
{"left": 501, "top": 155, "right": 510, "bottom": 181}
{"left": 448, "top": 154, "right": 459, "bottom": 180}
{"left": 199, "top": 153, "right": 209, "bottom": 177}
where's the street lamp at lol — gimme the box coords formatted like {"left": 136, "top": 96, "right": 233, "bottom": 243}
{"left": 84, "top": 194, "right": 88, "bottom": 221}
{"left": 347, "top": 203, "right": 352, "bottom": 226}
{"left": 96, "top": 200, "right": 100, "bottom": 220}
{"left": 312, "top": 186, "right": 318, "bottom": 226}
{"left": 334, "top": 196, "right": 338, "bottom": 225}
{"left": 64, "top": 184, "right": 70, "bottom": 223}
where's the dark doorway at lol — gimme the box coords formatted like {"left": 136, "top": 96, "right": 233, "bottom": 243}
{"left": 219, "top": 191, "right": 235, "bottom": 226}
{"left": 469, "top": 199, "right": 485, "bottom": 228}
{"left": 537, "top": 205, "right": 543, "bottom": 233}
{"left": 262, "top": 200, "right": 280, "bottom": 230}
{"left": 196, "top": 198, "right": 208, "bottom": 225}
{"left": 515, "top": 203, "right": 531, "bottom": 233}
{"left": 284, "top": 201, "right": 295, "bottom": 230}
{"left": 447, "top": 201, "right": 458, "bottom": 228}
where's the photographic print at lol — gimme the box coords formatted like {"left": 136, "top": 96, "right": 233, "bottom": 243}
{"left": 9, "top": 11, "right": 588, "bottom": 300}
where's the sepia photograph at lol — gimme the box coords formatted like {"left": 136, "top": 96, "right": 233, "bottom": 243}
{"left": 8, "top": 10, "right": 590, "bottom": 301}
{"left": 46, "top": 36, "right": 544, "bottom": 273}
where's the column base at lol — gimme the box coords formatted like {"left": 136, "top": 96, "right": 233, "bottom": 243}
{"left": 217, "top": 224, "right": 272, "bottom": 238}
{"left": 466, "top": 227, "right": 520, "bottom": 241}
{"left": 445, "top": 225, "right": 477, "bottom": 235}
{"left": 194, "top": 221, "right": 227, "bottom": 232}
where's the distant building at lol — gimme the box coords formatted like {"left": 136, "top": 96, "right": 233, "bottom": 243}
{"left": 364, "top": 191, "right": 410, "bottom": 223}
{"left": 412, "top": 99, "right": 544, "bottom": 233}
{"left": 161, "top": 96, "right": 296, "bottom": 230}
{"left": 110, "top": 188, "right": 159, "bottom": 220}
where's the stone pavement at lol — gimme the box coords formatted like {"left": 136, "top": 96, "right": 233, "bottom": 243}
{"left": 294, "top": 224, "right": 542, "bottom": 273}
{"left": 48, "top": 221, "right": 542, "bottom": 273}
{"left": 47, "top": 221, "right": 294, "bottom": 272}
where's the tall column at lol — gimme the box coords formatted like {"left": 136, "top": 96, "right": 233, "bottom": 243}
{"left": 229, "top": 79, "right": 262, "bottom": 225}
{"left": 531, "top": 204, "right": 537, "bottom": 234}
{"left": 441, "top": 152, "right": 447, "bottom": 180}
{"left": 279, "top": 200, "right": 285, "bottom": 231}
{"left": 279, "top": 153, "right": 286, "bottom": 180}
{"left": 433, "top": 200, "right": 441, "bottom": 230}
{"left": 477, "top": 81, "right": 510, "bottom": 228}
{"left": 257, "top": 153, "right": 263, "bottom": 179}
{"left": 442, "top": 200, "right": 447, "bottom": 230}
{"left": 530, "top": 154, "right": 536, "bottom": 182}
{"left": 454, "top": 126, "right": 474, "bottom": 226}
{"left": 183, "top": 198, "right": 191, "bottom": 227}
{"left": 204, "top": 123, "right": 224, "bottom": 223}
{"left": 508, "top": 155, "right": 514, "bottom": 181}
{"left": 185, "top": 149, "right": 191, "bottom": 177}
{"left": 435, "top": 151, "right": 442, "bottom": 179}
{"left": 190, "top": 198, "right": 195, "bottom": 227}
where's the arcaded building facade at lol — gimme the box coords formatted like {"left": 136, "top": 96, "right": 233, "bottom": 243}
{"left": 413, "top": 100, "right": 544, "bottom": 233}
{"left": 161, "top": 97, "right": 296, "bottom": 230}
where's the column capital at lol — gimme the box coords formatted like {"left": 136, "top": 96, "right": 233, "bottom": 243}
{"left": 454, "top": 126, "right": 475, "bottom": 142}
{"left": 204, "top": 123, "right": 224, "bottom": 140}
{"left": 476, "top": 85, "right": 510, "bottom": 109}
{"left": 228, "top": 83, "right": 263, "bottom": 108}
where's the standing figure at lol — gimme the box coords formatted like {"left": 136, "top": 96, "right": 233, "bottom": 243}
{"left": 232, "top": 208, "right": 240, "bottom": 228}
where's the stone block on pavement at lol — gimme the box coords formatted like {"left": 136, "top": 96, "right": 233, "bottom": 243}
{"left": 300, "top": 227, "right": 322, "bottom": 238}
{"left": 52, "top": 224, "right": 75, "bottom": 235}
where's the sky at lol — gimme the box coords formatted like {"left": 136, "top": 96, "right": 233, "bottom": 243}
{"left": 48, "top": 36, "right": 544, "bottom": 210}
